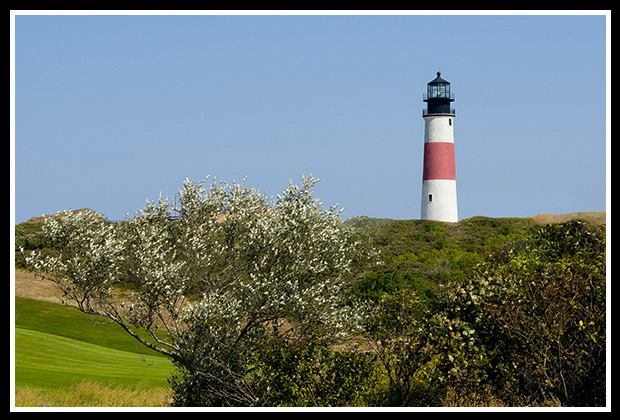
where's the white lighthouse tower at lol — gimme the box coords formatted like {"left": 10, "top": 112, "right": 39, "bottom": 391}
{"left": 420, "top": 72, "right": 458, "bottom": 222}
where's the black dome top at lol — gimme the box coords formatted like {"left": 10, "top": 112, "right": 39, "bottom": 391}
{"left": 428, "top": 71, "right": 450, "bottom": 85}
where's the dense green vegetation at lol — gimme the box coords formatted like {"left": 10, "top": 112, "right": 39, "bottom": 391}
{"left": 349, "top": 217, "right": 606, "bottom": 406}
{"left": 346, "top": 216, "right": 536, "bottom": 304}
{"left": 15, "top": 214, "right": 606, "bottom": 406}
{"left": 434, "top": 220, "right": 607, "bottom": 406}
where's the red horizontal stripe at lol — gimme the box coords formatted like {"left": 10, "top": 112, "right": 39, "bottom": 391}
{"left": 423, "top": 142, "right": 456, "bottom": 180}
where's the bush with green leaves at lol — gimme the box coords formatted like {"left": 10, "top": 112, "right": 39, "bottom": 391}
{"left": 362, "top": 289, "right": 441, "bottom": 406}
{"left": 350, "top": 270, "right": 436, "bottom": 309}
{"left": 245, "top": 333, "right": 376, "bottom": 406}
{"left": 431, "top": 221, "right": 606, "bottom": 406}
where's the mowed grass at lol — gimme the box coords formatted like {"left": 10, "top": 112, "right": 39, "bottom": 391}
{"left": 14, "top": 297, "right": 173, "bottom": 393}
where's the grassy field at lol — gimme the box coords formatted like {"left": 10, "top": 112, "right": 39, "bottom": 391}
{"left": 14, "top": 296, "right": 173, "bottom": 406}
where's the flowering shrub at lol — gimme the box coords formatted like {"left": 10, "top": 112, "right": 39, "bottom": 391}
{"left": 26, "top": 175, "right": 380, "bottom": 406}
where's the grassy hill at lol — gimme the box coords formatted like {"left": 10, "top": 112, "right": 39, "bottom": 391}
{"left": 345, "top": 212, "right": 605, "bottom": 304}
{"left": 345, "top": 215, "right": 537, "bottom": 301}
{"left": 14, "top": 296, "right": 173, "bottom": 405}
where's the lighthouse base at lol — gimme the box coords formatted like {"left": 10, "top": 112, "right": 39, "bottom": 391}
{"left": 421, "top": 179, "right": 458, "bottom": 222}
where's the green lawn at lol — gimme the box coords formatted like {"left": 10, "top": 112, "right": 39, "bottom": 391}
{"left": 14, "top": 297, "right": 173, "bottom": 390}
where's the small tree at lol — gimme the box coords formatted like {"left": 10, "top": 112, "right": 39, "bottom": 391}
{"left": 26, "top": 175, "right": 379, "bottom": 406}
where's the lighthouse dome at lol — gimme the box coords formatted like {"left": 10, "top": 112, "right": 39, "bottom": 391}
{"left": 428, "top": 71, "right": 449, "bottom": 85}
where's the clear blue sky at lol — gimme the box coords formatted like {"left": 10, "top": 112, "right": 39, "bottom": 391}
{"left": 12, "top": 12, "right": 608, "bottom": 224}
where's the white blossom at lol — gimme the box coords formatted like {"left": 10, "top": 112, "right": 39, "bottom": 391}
{"left": 26, "top": 175, "right": 380, "bottom": 385}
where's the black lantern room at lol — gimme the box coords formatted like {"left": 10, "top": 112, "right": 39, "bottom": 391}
{"left": 423, "top": 72, "right": 455, "bottom": 116}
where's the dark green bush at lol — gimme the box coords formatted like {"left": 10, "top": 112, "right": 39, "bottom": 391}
{"left": 169, "top": 333, "right": 376, "bottom": 407}
{"left": 432, "top": 221, "right": 606, "bottom": 406}
{"left": 250, "top": 336, "right": 375, "bottom": 406}
{"left": 349, "top": 269, "right": 436, "bottom": 307}
{"left": 362, "top": 289, "right": 441, "bottom": 406}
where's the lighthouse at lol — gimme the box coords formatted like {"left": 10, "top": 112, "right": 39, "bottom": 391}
{"left": 420, "top": 72, "right": 458, "bottom": 222}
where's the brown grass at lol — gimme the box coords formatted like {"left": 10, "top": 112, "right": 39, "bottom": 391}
{"left": 15, "top": 381, "right": 171, "bottom": 407}
{"left": 529, "top": 211, "right": 606, "bottom": 226}
{"left": 14, "top": 269, "right": 66, "bottom": 305}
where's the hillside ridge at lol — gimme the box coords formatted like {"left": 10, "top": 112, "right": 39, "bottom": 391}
{"left": 528, "top": 211, "right": 605, "bottom": 226}
{"left": 24, "top": 209, "right": 606, "bottom": 226}
{"left": 26, "top": 208, "right": 99, "bottom": 223}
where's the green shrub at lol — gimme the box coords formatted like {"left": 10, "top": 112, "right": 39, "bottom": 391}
{"left": 350, "top": 216, "right": 535, "bottom": 291}
{"left": 250, "top": 335, "right": 375, "bottom": 407}
{"left": 432, "top": 221, "right": 606, "bottom": 406}
{"left": 350, "top": 269, "right": 436, "bottom": 309}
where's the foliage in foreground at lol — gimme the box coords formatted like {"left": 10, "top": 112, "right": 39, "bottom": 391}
{"left": 427, "top": 221, "right": 606, "bottom": 406}
{"left": 25, "top": 175, "right": 379, "bottom": 407}
{"left": 23, "top": 175, "right": 606, "bottom": 407}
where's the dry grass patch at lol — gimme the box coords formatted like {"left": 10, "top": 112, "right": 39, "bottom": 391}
{"left": 529, "top": 211, "right": 606, "bottom": 226}
{"left": 15, "top": 381, "right": 171, "bottom": 407}
{"left": 14, "top": 269, "right": 65, "bottom": 304}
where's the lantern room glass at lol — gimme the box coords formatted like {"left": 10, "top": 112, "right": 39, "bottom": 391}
{"left": 428, "top": 83, "right": 450, "bottom": 99}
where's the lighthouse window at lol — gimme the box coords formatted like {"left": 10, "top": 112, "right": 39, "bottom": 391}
{"left": 428, "top": 194, "right": 433, "bottom": 202}
{"left": 449, "top": 119, "right": 452, "bottom": 126}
